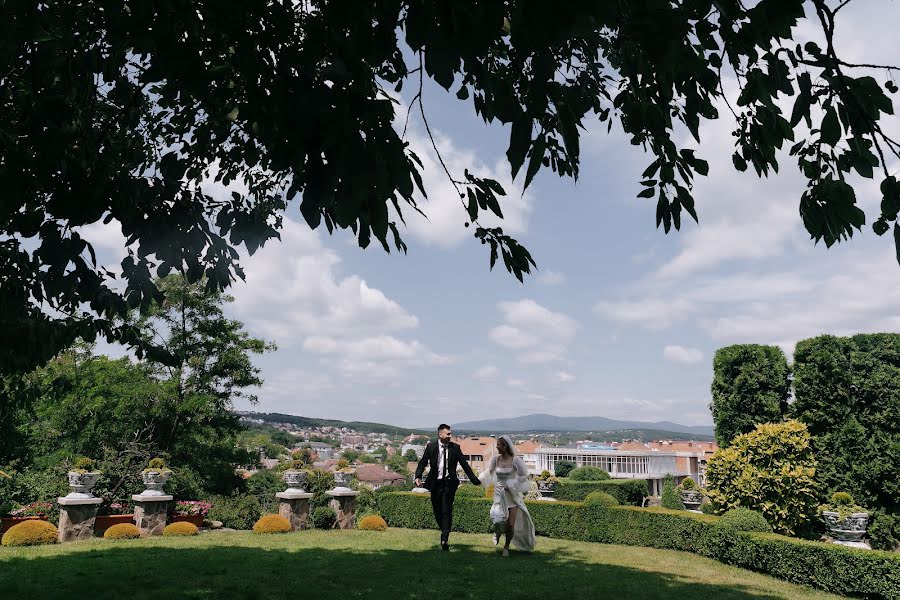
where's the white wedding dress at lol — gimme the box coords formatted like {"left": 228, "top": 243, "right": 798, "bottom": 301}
{"left": 480, "top": 454, "right": 536, "bottom": 551}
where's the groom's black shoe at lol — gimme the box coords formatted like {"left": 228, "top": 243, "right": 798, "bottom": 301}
{"left": 441, "top": 542, "right": 449, "bottom": 551}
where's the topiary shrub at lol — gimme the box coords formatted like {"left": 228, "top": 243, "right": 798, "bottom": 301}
{"left": 583, "top": 491, "right": 619, "bottom": 508}
{"left": 569, "top": 466, "right": 610, "bottom": 481}
{"left": 718, "top": 508, "right": 772, "bottom": 533}
{"left": 1, "top": 520, "right": 58, "bottom": 546}
{"left": 163, "top": 521, "right": 198, "bottom": 536}
{"left": 679, "top": 476, "right": 697, "bottom": 491}
{"left": 103, "top": 523, "right": 141, "bottom": 540}
{"left": 705, "top": 420, "right": 818, "bottom": 536}
{"left": 554, "top": 460, "right": 576, "bottom": 478}
{"left": 311, "top": 506, "right": 336, "bottom": 530}
{"left": 661, "top": 474, "right": 685, "bottom": 510}
{"left": 252, "top": 514, "right": 292, "bottom": 534}
{"left": 358, "top": 514, "right": 387, "bottom": 531}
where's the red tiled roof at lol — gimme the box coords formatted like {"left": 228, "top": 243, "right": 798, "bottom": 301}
{"left": 353, "top": 463, "right": 407, "bottom": 483}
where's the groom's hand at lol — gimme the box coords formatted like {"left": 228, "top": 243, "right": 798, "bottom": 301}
{"left": 415, "top": 478, "right": 423, "bottom": 487}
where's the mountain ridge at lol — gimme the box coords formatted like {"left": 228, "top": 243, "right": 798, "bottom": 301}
{"left": 450, "top": 413, "right": 714, "bottom": 436}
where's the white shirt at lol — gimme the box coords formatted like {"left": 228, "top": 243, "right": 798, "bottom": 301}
{"left": 437, "top": 442, "right": 448, "bottom": 479}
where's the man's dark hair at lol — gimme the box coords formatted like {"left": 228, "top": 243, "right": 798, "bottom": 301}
{"left": 438, "top": 424, "right": 451, "bottom": 432}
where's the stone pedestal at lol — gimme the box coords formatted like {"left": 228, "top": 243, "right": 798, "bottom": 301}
{"left": 325, "top": 490, "right": 360, "bottom": 530}
{"left": 410, "top": 487, "right": 430, "bottom": 495}
{"left": 57, "top": 497, "right": 102, "bottom": 542}
{"left": 276, "top": 492, "right": 313, "bottom": 531}
{"left": 132, "top": 494, "right": 172, "bottom": 537}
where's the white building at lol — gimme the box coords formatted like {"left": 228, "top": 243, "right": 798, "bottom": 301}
{"left": 535, "top": 447, "right": 707, "bottom": 496}
{"left": 400, "top": 443, "right": 426, "bottom": 459}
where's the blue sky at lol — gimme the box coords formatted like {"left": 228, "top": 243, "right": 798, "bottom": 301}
{"left": 87, "top": 3, "right": 900, "bottom": 428}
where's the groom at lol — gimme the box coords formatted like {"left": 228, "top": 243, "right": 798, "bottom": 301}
{"left": 415, "top": 424, "right": 480, "bottom": 551}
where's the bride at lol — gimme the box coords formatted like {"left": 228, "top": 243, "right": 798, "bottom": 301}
{"left": 479, "top": 435, "right": 536, "bottom": 556}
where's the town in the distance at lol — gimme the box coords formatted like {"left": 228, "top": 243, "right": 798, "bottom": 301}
{"left": 236, "top": 411, "right": 717, "bottom": 498}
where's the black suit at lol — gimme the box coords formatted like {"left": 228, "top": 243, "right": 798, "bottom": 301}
{"left": 415, "top": 440, "right": 480, "bottom": 544}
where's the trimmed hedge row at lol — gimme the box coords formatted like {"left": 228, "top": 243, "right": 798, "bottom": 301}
{"left": 376, "top": 492, "right": 900, "bottom": 599}
{"left": 554, "top": 478, "right": 648, "bottom": 505}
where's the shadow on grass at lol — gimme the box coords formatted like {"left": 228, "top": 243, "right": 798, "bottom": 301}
{"left": 0, "top": 540, "right": 796, "bottom": 600}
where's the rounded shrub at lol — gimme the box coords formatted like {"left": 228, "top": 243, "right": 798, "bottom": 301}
{"left": 717, "top": 508, "right": 772, "bottom": 533}
{"left": 311, "top": 506, "right": 336, "bottom": 529}
{"left": 163, "top": 521, "right": 199, "bottom": 537}
{"left": 679, "top": 476, "right": 697, "bottom": 490}
{"left": 358, "top": 515, "right": 387, "bottom": 531}
{"left": 253, "top": 514, "right": 292, "bottom": 534}
{"left": 103, "top": 523, "right": 141, "bottom": 540}
{"left": 583, "top": 491, "right": 619, "bottom": 508}
{"left": 830, "top": 491, "right": 854, "bottom": 505}
{"left": 1, "top": 520, "right": 58, "bottom": 546}
{"left": 569, "top": 466, "right": 610, "bottom": 481}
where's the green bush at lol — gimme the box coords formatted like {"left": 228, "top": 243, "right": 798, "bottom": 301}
{"left": 791, "top": 334, "right": 900, "bottom": 517}
{"left": 705, "top": 420, "right": 818, "bottom": 536}
{"left": 311, "top": 506, "right": 336, "bottom": 529}
{"left": 568, "top": 466, "right": 610, "bottom": 481}
{"left": 205, "top": 494, "right": 264, "bottom": 530}
{"left": 246, "top": 470, "right": 284, "bottom": 498}
{"left": 710, "top": 344, "right": 790, "bottom": 446}
{"left": 377, "top": 492, "right": 900, "bottom": 599}
{"left": 700, "top": 502, "right": 716, "bottom": 515}
{"left": 554, "top": 478, "right": 647, "bottom": 505}
{"left": 554, "top": 460, "right": 576, "bottom": 478}
{"left": 583, "top": 491, "right": 619, "bottom": 508}
{"left": 718, "top": 508, "right": 772, "bottom": 533}
{"left": 661, "top": 475, "right": 685, "bottom": 510}
{"left": 455, "top": 484, "right": 484, "bottom": 498}
{"left": 350, "top": 480, "right": 376, "bottom": 519}
{"left": 869, "top": 511, "right": 900, "bottom": 552}
{"left": 679, "top": 476, "right": 697, "bottom": 491}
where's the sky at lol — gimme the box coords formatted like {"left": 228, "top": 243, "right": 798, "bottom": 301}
{"left": 87, "top": 2, "right": 900, "bottom": 428}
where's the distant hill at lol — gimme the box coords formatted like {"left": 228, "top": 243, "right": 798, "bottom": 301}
{"left": 237, "top": 411, "right": 430, "bottom": 436}
{"left": 451, "top": 413, "right": 714, "bottom": 437}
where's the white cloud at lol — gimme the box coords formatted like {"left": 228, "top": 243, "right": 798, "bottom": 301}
{"left": 663, "top": 345, "right": 705, "bottom": 365}
{"left": 594, "top": 297, "right": 696, "bottom": 329}
{"left": 231, "top": 217, "right": 446, "bottom": 383}
{"left": 391, "top": 105, "right": 534, "bottom": 250}
{"left": 474, "top": 365, "right": 499, "bottom": 380}
{"left": 554, "top": 370, "right": 575, "bottom": 383}
{"left": 506, "top": 378, "right": 527, "bottom": 389}
{"left": 489, "top": 299, "right": 577, "bottom": 363}
{"left": 536, "top": 270, "right": 565, "bottom": 286}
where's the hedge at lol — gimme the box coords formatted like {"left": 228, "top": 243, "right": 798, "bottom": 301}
{"left": 554, "top": 478, "right": 648, "bottom": 505}
{"left": 376, "top": 492, "right": 900, "bottom": 599}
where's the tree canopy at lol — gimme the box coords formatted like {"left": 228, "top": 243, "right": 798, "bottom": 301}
{"left": 3, "top": 0, "right": 900, "bottom": 376}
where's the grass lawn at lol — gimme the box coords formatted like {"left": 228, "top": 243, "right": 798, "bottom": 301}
{"left": 0, "top": 528, "right": 848, "bottom": 600}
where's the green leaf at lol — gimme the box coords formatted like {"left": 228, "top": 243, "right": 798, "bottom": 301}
{"left": 638, "top": 187, "right": 655, "bottom": 199}
{"left": 895, "top": 223, "right": 900, "bottom": 266}
{"left": 507, "top": 119, "right": 532, "bottom": 179}
{"left": 821, "top": 107, "right": 841, "bottom": 147}
{"left": 732, "top": 153, "right": 748, "bottom": 172}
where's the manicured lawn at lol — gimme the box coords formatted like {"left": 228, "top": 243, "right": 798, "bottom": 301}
{"left": 0, "top": 528, "right": 847, "bottom": 599}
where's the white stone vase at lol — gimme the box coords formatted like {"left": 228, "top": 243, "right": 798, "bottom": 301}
{"left": 282, "top": 470, "right": 309, "bottom": 494}
{"left": 680, "top": 490, "right": 703, "bottom": 511}
{"left": 332, "top": 470, "right": 353, "bottom": 492}
{"left": 822, "top": 511, "right": 870, "bottom": 542}
{"left": 65, "top": 471, "right": 102, "bottom": 500}
{"left": 139, "top": 469, "right": 172, "bottom": 497}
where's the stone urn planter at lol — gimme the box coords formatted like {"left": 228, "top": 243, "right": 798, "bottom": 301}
{"left": 537, "top": 479, "right": 558, "bottom": 498}
{"left": 822, "top": 511, "right": 870, "bottom": 542}
{"left": 139, "top": 469, "right": 172, "bottom": 497}
{"left": 680, "top": 490, "right": 703, "bottom": 511}
{"left": 65, "top": 471, "right": 102, "bottom": 500}
{"left": 332, "top": 470, "right": 354, "bottom": 492}
{"left": 282, "top": 469, "right": 309, "bottom": 494}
